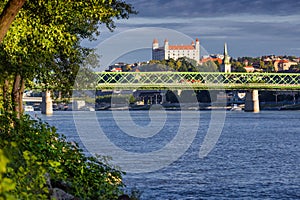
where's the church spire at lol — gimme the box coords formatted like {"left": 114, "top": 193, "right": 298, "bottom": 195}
{"left": 224, "top": 42, "right": 228, "bottom": 56}
{"left": 223, "top": 43, "right": 230, "bottom": 64}
{"left": 222, "top": 42, "right": 231, "bottom": 72}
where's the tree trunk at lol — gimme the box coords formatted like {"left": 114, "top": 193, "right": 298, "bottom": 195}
{"left": 18, "top": 77, "right": 25, "bottom": 114}
{"left": 11, "top": 74, "right": 21, "bottom": 118}
{"left": 0, "top": 0, "right": 26, "bottom": 42}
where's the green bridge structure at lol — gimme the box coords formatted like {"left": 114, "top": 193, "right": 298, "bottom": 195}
{"left": 95, "top": 72, "right": 300, "bottom": 113}
{"left": 96, "top": 72, "right": 300, "bottom": 90}
{"left": 39, "top": 72, "right": 300, "bottom": 114}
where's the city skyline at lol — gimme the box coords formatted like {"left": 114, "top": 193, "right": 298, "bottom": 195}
{"left": 83, "top": 0, "right": 300, "bottom": 64}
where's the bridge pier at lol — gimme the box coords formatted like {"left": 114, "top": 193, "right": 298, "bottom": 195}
{"left": 160, "top": 90, "right": 167, "bottom": 104}
{"left": 41, "top": 90, "right": 53, "bottom": 115}
{"left": 244, "top": 90, "right": 260, "bottom": 113}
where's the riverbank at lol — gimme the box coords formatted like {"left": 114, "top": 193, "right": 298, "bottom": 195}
{"left": 96, "top": 102, "right": 300, "bottom": 111}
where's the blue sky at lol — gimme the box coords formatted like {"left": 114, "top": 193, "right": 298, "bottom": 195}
{"left": 84, "top": 0, "right": 300, "bottom": 65}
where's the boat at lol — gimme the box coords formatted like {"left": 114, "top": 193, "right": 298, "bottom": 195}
{"left": 24, "top": 105, "right": 34, "bottom": 112}
{"left": 229, "top": 104, "right": 242, "bottom": 111}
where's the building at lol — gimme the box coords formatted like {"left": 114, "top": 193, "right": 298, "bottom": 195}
{"left": 220, "top": 43, "right": 231, "bottom": 72}
{"left": 274, "top": 59, "right": 298, "bottom": 71}
{"left": 152, "top": 38, "right": 200, "bottom": 62}
{"left": 244, "top": 65, "right": 255, "bottom": 72}
{"left": 199, "top": 57, "right": 222, "bottom": 65}
{"left": 107, "top": 62, "right": 127, "bottom": 72}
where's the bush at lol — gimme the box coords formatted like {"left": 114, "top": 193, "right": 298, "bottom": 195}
{"left": 0, "top": 149, "right": 16, "bottom": 200}
{"left": 0, "top": 111, "right": 125, "bottom": 199}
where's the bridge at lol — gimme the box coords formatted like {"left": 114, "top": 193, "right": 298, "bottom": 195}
{"left": 39, "top": 72, "right": 300, "bottom": 114}
{"left": 95, "top": 72, "right": 300, "bottom": 90}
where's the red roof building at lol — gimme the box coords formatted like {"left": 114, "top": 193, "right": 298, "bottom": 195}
{"left": 152, "top": 38, "right": 200, "bottom": 62}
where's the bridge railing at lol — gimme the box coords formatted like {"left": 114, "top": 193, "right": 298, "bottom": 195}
{"left": 95, "top": 72, "right": 300, "bottom": 90}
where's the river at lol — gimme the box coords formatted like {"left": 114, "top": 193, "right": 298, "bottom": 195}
{"left": 32, "top": 110, "right": 300, "bottom": 199}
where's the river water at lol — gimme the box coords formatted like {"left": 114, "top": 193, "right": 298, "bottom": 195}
{"left": 33, "top": 110, "right": 300, "bottom": 200}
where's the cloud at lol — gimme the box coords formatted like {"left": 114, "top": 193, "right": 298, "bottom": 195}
{"left": 116, "top": 14, "right": 300, "bottom": 40}
{"left": 84, "top": 1, "right": 300, "bottom": 59}
{"left": 128, "top": 0, "right": 300, "bottom": 18}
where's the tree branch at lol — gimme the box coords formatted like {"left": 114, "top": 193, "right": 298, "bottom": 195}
{"left": 0, "top": 0, "right": 26, "bottom": 42}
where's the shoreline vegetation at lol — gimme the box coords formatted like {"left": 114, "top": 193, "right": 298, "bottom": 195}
{"left": 0, "top": 0, "right": 138, "bottom": 198}
{"left": 0, "top": 110, "right": 137, "bottom": 199}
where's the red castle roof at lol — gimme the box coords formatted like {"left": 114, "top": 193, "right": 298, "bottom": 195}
{"left": 168, "top": 45, "right": 195, "bottom": 50}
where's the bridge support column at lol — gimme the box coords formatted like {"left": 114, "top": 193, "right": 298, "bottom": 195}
{"left": 41, "top": 90, "right": 53, "bottom": 115}
{"left": 244, "top": 90, "right": 260, "bottom": 112}
{"left": 160, "top": 90, "right": 167, "bottom": 104}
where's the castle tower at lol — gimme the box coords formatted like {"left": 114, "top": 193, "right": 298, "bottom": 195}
{"left": 221, "top": 43, "right": 231, "bottom": 72}
{"left": 195, "top": 38, "right": 200, "bottom": 61}
{"left": 152, "top": 38, "right": 159, "bottom": 49}
{"left": 164, "top": 39, "right": 169, "bottom": 50}
{"left": 164, "top": 39, "right": 169, "bottom": 60}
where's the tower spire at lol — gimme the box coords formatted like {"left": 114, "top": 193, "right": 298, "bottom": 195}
{"left": 222, "top": 42, "right": 231, "bottom": 72}
{"left": 224, "top": 42, "right": 228, "bottom": 56}
{"left": 223, "top": 42, "right": 230, "bottom": 65}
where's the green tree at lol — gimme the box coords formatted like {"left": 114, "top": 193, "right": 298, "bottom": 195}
{"left": 0, "top": 112, "right": 125, "bottom": 199}
{"left": 0, "top": 149, "right": 16, "bottom": 200}
{"left": 265, "top": 61, "right": 275, "bottom": 72}
{"left": 290, "top": 64, "right": 300, "bottom": 72}
{"left": 199, "top": 60, "right": 219, "bottom": 72}
{"left": 235, "top": 66, "right": 247, "bottom": 72}
{"left": 176, "top": 60, "right": 182, "bottom": 71}
{"left": 0, "top": 0, "right": 136, "bottom": 116}
{"left": 259, "top": 60, "right": 265, "bottom": 70}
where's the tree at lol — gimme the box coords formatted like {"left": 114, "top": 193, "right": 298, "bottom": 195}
{"left": 235, "top": 66, "right": 247, "bottom": 72}
{"left": 199, "top": 60, "right": 219, "bottom": 72}
{"left": 0, "top": 0, "right": 136, "bottom": 116}
{"left": 290, "top": 64, "right": 300, "bottom": 72}
{"left": 0, "top": 0, "right": 26, "bottom": 42}
{"left": 265, "top": 61, "right": 275, "bottom": 72}
{"left": 259, "top": 60, "right": 265, "bottom": 69}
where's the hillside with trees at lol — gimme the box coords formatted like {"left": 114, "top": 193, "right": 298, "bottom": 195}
{"left": 134, "top": 57, "right": 219, "bottom": 72}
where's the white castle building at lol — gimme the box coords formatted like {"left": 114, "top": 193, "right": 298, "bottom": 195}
{"left": 152, "top": 38, "right": 200, "bottom": 62}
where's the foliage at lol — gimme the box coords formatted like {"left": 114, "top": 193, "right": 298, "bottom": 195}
{"left": 198, "top": 60, "right": 219, "bottom": 72}
{"left": 0, "top": 0, "right": 136, "bottom": 114}
{"left": 234, "top": 66, "right": 247, "bottom": 72}
{"left": 237, "top": 56, "right": 260, "bottom": 64}
{"left": 289, "top": 64, "right": 300, "bottom": 72}
{"left": 96, "top": 94, "right": 135, "bottom": 104}
{"left": 0, "top": 1, "right": 136, "bottom": 199}
{"left": 0, "top": 110, "right": 125, "bottom": 199}
{"left": 129, "top": 94, "right": 136, "bottom": 104}
{"left": 0, "top": 149, "right": 16, "bottom": 200}
{"left": 138, "top": 57, "right": 219, "bottom": 72}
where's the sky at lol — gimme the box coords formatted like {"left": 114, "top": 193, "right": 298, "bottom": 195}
{"left": 83, "top": 0, "right": 300, "bottom": 66}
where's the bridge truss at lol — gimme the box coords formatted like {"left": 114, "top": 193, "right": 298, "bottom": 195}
{"left": 96, "top": 72, "right": 300, "bottom": 90}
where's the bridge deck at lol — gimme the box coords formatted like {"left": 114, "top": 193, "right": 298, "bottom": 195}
{"left": 95, "top": 72, "right": 300, "bottom": 90}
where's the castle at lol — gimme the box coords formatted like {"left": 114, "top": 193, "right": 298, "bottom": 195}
{"left": 152, "top": 38, "right": 200, "bottom": 62}
{"left": 152, "top": 38, "right": 232, "bottom": 72}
